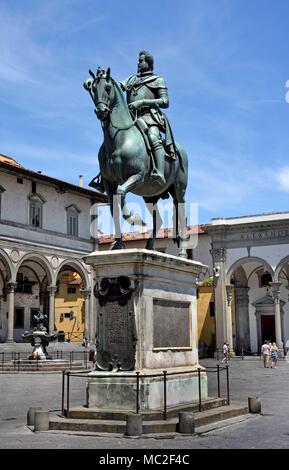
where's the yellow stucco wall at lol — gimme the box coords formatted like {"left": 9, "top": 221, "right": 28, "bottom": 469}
{"left": 54, "top": 273, "right": 84, "bottom": 342}
{"left": 197, "top": 286, "right": 215, "bottom": 347}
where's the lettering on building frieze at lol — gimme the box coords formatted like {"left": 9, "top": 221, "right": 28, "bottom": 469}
{"left": 240, "top": 229, "right": 289, "bottom": 242}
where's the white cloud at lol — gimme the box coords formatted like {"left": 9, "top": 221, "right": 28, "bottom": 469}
{"left": 277, "top": 167, "right": 289, "bottom": 193}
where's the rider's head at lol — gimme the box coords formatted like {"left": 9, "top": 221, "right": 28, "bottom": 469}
{"left": 138, "top": 51, "right": 154, "bottom": 74}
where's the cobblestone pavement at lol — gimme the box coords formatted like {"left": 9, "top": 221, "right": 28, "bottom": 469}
{"left": 1, "top": 357, "right": 289, "bottom": 449}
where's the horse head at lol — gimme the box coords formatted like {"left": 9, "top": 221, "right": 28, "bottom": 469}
{"left": 84, "top": 67, "right": 115, "bottom": 122}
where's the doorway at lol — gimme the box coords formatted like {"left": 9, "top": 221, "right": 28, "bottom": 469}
{"left": 261, "top": 315, "right": 275, "bottom": 343}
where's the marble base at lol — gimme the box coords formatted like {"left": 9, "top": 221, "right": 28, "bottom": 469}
{"left": 87, "top": 367, "right": 208, "bottom": 412}
{"left": 84, "top": 249, "right": 208, "bottom": 411}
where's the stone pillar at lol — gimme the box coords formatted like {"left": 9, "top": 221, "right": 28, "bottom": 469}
{"left": 80, "top": 288, "right": 91, "bottom": 339}
{"left": 6, "top": 282, "right": 17, "bottom": 343}
{"left": 235, "top": 287, "right": 250, "bottom": 353}
{"left": 270, "top": 282, "right": 283, "bottom": 352}
{"left": 47, "top": 285, "right": 57, "bottom": 333}
{"left": 225, "top": 284, "right": 235, "bottom": 355}
{"left": 89, "top": 271, "right": 97, "bottom": 343}
{"left": 211, "top": 248, "right": 232, "bottom": 354}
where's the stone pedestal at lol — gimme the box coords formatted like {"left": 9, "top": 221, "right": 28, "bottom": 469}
{"left": 84, "top": 249, "right": 208, "bottom": 412}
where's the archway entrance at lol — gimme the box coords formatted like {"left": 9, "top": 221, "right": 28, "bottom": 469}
{"left": 261, "top": 315, "right": 275, "bottom": 344}
{"left": 55, "top": 267, "right": 85, "bottom": 343}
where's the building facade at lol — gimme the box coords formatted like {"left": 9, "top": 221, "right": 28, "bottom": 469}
{"left": 0, "top": 155, "right": 106, "bottom": 343}
{"left": 209, "top": 213, "right": 289, "bottom": 354}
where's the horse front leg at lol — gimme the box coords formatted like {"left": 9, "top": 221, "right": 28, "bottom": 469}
{"left": 116, "top": 174, "right": 146, "bottom": 226}
{"left": 104, "top": 181, "right": 124, "bottom": 250}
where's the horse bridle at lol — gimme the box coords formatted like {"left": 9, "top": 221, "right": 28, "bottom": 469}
{"left": 92, "top": 80, "right": 138, "bottom": 131}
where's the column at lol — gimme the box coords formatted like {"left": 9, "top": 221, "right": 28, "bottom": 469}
{"left": 211, "top": 247, "right": 230, "bottom": 355}
{"left": 235, "top": 287, "right": 250, "bottom": 353}
{"left": 80, "top": 288, "right": 91, "bottom": 339}
{"left": 269, "top": 282, "right": 283, "bottom": 352}
{"left": 226, "top": 284, "right": 235, "bottom": 355}
{"left": 47, "top": 285, "right": 58, "bottom": 333}
{"left": 6, "top": 282, "right": 17, "bottom": 343}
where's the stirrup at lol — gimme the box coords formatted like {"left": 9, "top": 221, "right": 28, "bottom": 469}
{"left": 151, "top": 170, "right": 166, "bottom": 185}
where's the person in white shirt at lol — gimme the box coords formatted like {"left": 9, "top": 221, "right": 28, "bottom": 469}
{"left": 261, "top": 340, "right": 270, "bottom": 368}
{"left": 222, "top": 342, "right": 229, "bottom": 363}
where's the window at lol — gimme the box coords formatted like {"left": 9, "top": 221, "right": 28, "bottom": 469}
{"left": 209, "top": 302, "right": 215, "bottom": 317}
{"left": 68, "top": 213, "right": 78, "bottom": 236}
{"left": 30, "top": 203, "right": 42, "bottom": 228}
{"left": 66, "top": 205, "right": 81, "bottom": 237}
{"left": 67, "top": 287, "right": 77, "bottom": 294}
{"left": 16, "top": 273, "right": 34, "bottom": 294}
{"left": 32, "top": 181, "right": 37, "bottom": 194}
{"left": 0, "top": 184, "right": 6, "bottom": 219}
{"left": 260, "top": 273, "right": 272, "bottom": 287}
{"left": 14, "top": 308, "right": 24, "bottom": 328}
{"left": 17, "top": 177, "right": 23, "bottom": 184}
{"left": 28, "top": 193, "right": 46, "bottom": 228}
{"left": 30, "top": 308, "right": 39, "bottom": 327}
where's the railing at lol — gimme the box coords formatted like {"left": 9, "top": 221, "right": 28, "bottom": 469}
{"left": 0, "top": 350, "right": 90, "bottom": 372}
{"left": 61, "top": 364, "right": 230, "bottom": 420}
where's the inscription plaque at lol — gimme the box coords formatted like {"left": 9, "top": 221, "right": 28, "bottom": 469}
{"left": 153, "top": 299, "right": 191, "bottom": 349}
{"left": 94, "top": 276, "right": 137, "bottom": 371}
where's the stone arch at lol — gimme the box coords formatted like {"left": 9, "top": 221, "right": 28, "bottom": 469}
{"left": 15, "top": 253, "right": 54, "bottom": 285}
{"left": 55, "top": 259, "right": 89, "bottom": 289}
{"left": 230, "top": 265, "right": 247, "bottom": 287}
{"left": 227, "top": 257, "right": 274, "bottom": 284}
{"left": 275, "top": 255, "right": 289, "bottom": 282}
{"left": 0, "top": 248, "right": 14, "bottom": 282}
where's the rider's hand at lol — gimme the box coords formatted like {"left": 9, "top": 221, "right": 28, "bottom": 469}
{"left": 129, "top": 100, "right": 143, "bottom": 111}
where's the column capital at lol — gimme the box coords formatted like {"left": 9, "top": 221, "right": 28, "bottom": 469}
{"left": 80, "top": 288, "right": 91, "bottom": 300}
{"left": 269, "top": 282, "right": 282, "bottom": 302}
{"left": 210, "top": 247, "right": 226, "bottom": 263}
{"left": 7, "top": 282, "right": 18, "bottom": 294}
{"left": 226, "top": 284, "right": 234, "bottom": 306}
{"left": 47, "top": 285, "right": 58, "bottom": 296}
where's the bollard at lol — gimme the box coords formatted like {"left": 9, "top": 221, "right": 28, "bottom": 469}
{"left": 27, "top": 406, "right": 42, "bottom": 426}
{"left": 126, "top": 414, "right": 142, "bottom": 436}
{"left": 34, "top": 410, "right": 50, "bottom": 431}
{"left": 178, "top": 412, "right": 195, "bottom": 434}
{"left": 248, "top": 397, "right": 261, "bottom": 414}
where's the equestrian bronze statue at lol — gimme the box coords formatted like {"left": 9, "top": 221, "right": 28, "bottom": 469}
{"left": 84, "top": 51, "right": 189, "bottom": 258}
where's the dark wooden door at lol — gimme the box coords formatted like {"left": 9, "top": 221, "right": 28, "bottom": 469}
{"left": 261, "top": 315, "right": 275, "bottom": 343}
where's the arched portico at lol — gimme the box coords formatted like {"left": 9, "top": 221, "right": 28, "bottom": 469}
{"left": 54, "top": 259, "right": 90, "bottom": 343}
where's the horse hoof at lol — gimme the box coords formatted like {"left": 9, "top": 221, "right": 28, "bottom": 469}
{"left": 110, "top": 240, "right": 124, "bottom": 250}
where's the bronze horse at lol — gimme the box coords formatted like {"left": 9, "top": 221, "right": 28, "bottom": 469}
{"left": 84, "top": 67, "right": 189, "bottom": 257}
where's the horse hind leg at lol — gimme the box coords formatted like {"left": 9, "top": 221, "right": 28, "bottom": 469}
{"left": 169, "top": 185, "right": 189, "bottom": 259}
{"left": 144, "top": 198, "right": 163, "bottom": 251}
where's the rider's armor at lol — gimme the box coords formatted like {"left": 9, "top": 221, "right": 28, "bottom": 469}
{"left": 120, "top": 71, "right": 176, "bottom": 185}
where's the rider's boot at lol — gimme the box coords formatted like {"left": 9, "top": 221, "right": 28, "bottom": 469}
{"left": 151, "top": 143, "right": 166, "bottom": 186}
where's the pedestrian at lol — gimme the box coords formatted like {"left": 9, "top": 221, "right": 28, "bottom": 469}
{"left": 261, "top": 340, "right": 270, "bottom": 368}
{"left": 270, "top": 342, "right": 278, "bottom": 368}
{"left": 82, "top": 337, "right": 89, "bottom": 348}
{"left": 222, "top": 342, "right": 229, "bottom": 363}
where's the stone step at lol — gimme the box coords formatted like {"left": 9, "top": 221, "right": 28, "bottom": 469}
{"left": 49, "top": 403, "right": 248, "bottom": 434}
{"left": 0, "top": 362, "right": 89, "bottom": 372}
{"left": 64, "top": 397, "right": 227, "bottom": 421}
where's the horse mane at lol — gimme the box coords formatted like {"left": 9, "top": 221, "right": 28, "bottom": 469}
{"left": 110, "top": 77, "right": 133, "bottom": 127}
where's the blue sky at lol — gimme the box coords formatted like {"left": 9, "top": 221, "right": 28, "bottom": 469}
{"left": 1, "top": 0, "right": 289, "bottom": 225}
